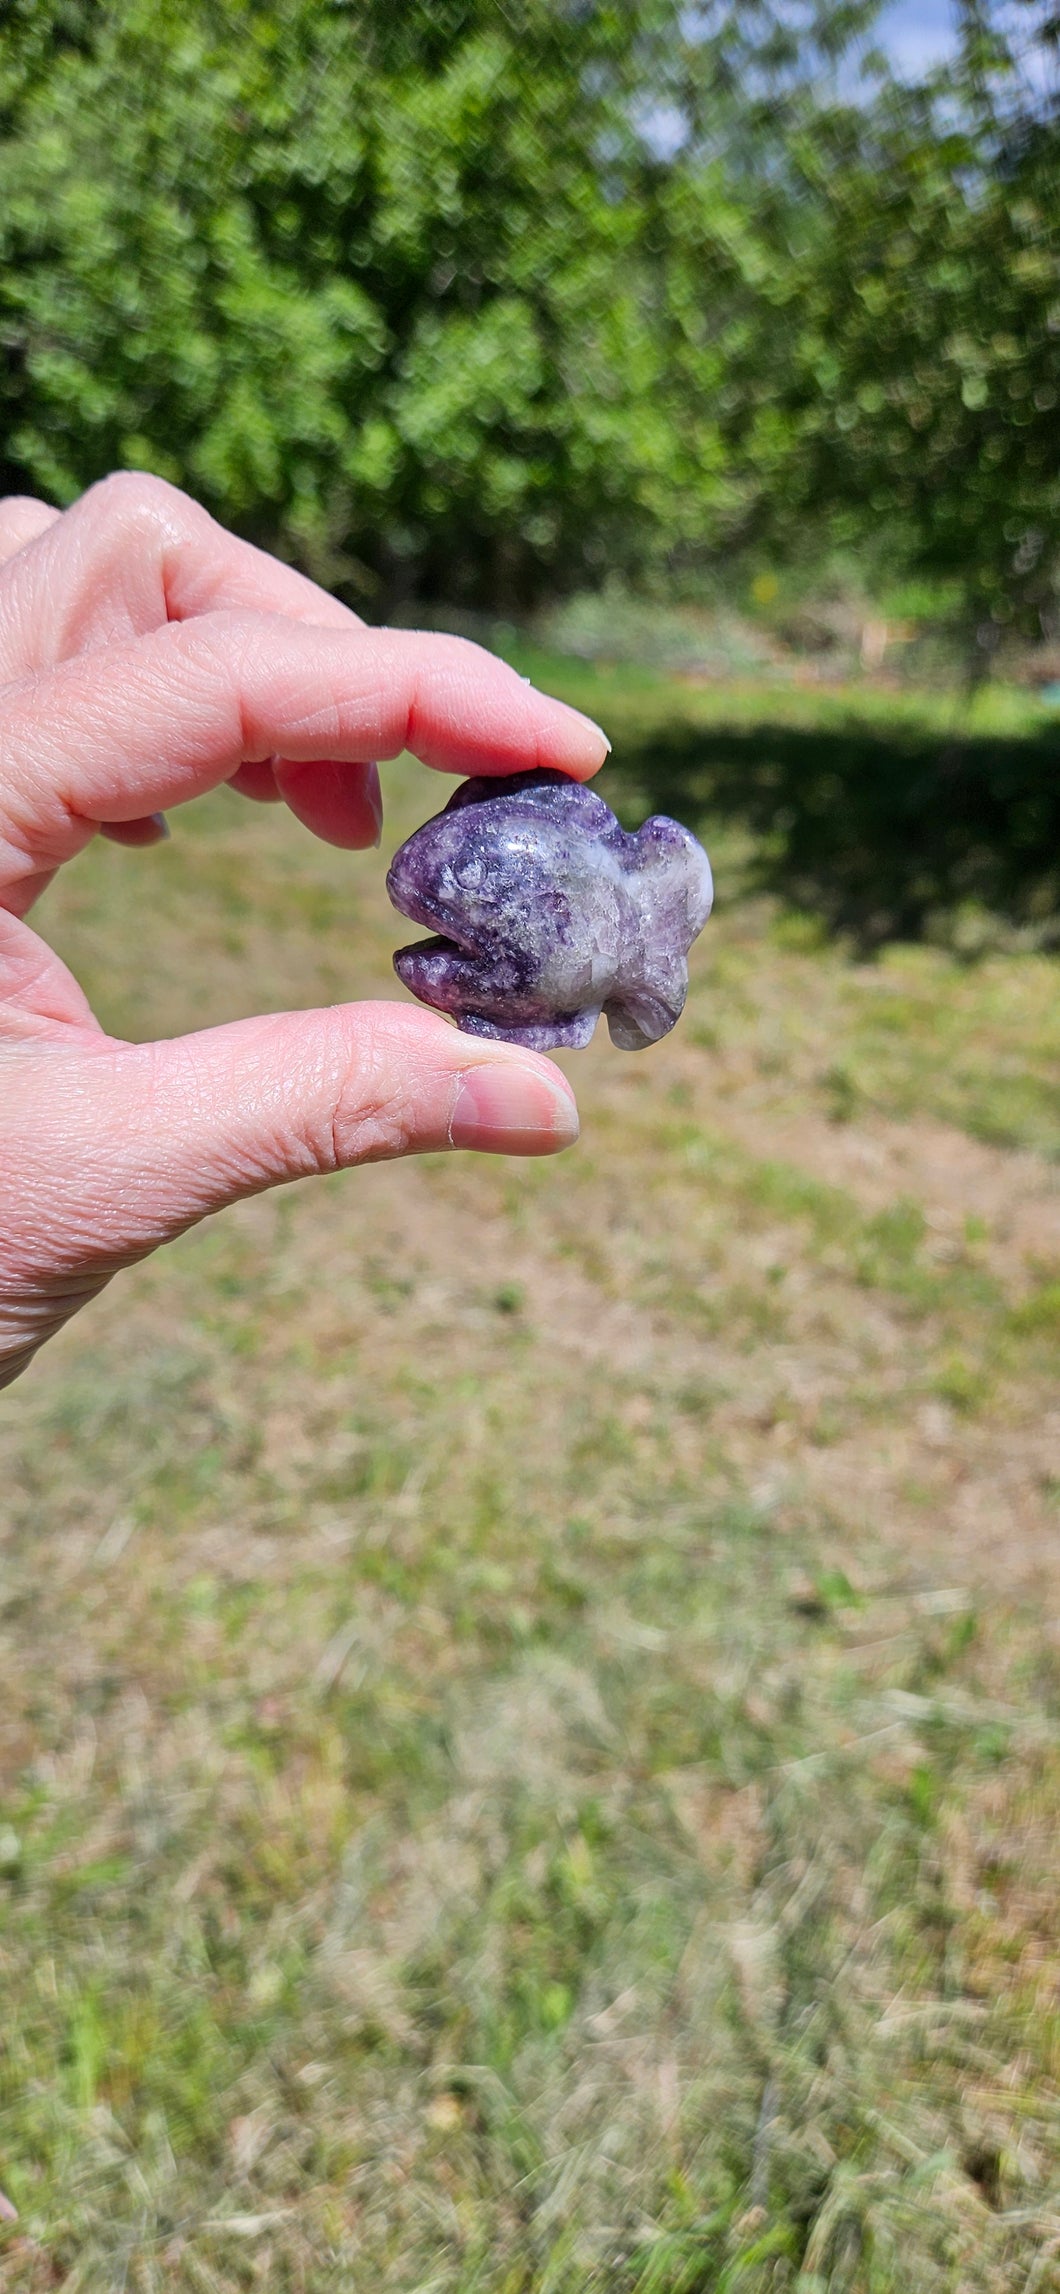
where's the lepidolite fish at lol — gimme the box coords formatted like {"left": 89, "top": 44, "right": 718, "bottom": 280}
{"left": 387, "top": 768, "right": 712, "bottom": 1051}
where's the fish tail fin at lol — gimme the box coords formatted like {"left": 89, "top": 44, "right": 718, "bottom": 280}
{"left": 604, "top": 816, "right": 712, "bottom": 1049}
{"left": 631, "top": 816, "right": 713, "bottom": 934}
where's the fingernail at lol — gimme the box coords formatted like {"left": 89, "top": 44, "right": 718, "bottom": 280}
{"left": 585, "top": 717, "right": 611, "bottom": 756}
{"left": 448, "top": 1064, "right": 580, "bottom": 1154}
{"left": 151, "top": 812, "right": 170, "bottom": 839}
{"left": 364, "top": 762, "right": 383, "bottom": 847}
{"left": 553, "top": 700, "right": 611, "bottom": 766}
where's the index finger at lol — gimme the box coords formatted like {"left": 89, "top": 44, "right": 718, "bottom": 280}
{"left": 0, "top": 611, "right": 610, "bottom": 907}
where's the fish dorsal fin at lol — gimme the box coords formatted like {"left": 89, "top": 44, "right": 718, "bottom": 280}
{"left": 443, "top": 770, "right": 613, "bottom": 834}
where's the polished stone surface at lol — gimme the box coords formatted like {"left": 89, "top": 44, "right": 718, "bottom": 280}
{"left": 387, "top": 769, "right": 712, "bottom": 1050}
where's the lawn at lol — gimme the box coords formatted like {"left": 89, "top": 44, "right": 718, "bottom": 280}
{"left": 1, "top": 657, "right": 1058, "bottom": 2292}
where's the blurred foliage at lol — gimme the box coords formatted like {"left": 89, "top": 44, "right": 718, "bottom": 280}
{"left": 772, "top": 79, "right": 1060, "bottom": 652}
{"left": 0, "top": 0, "right": 1057, "bottom": 638}
{"left": 0, "top": 0, "right": 849, "bottom": 609}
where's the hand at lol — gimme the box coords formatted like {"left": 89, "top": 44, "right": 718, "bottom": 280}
{"left": 0, "top": 475, "right": 608, "bottom": 1389}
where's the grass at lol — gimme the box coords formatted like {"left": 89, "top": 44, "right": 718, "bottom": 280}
{"left": 496, "top": 639, "right": 1060, "bottom": 947}
{"left": 1, "top": 657, "right": 1059, "bottom": 2291}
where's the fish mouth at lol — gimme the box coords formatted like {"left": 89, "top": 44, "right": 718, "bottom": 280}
{"left": 386, "top": 856, "right": 491, "bottom": 1011}
{"left": 390, "top": 920, "right": 483, "bottom": 996}
{"left": 385, "top": 861, "right": 481, "bottom": 956}
{"left": 391, "top": 929, "right": 485, "bottom": 1015}
{"left": 393, "top": 928, "right": 474, "bottom": 969}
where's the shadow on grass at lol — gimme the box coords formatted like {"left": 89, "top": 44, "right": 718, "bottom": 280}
{"left": 609, "top": 715, "right": 1060, "bottom": 947}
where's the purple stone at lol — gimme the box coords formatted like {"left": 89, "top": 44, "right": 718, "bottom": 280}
{"left": 387, "top": 769, "right": 712, "bottom": 1051}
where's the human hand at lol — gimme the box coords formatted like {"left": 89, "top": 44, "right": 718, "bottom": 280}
{"left": 0, "top": 475, "right": 608, "bottom": 1389}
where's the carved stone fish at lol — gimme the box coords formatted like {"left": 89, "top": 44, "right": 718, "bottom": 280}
{"left": 387, "top": 768, "right": 712, "bottom": 1051}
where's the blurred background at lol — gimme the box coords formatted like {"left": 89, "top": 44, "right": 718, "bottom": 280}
{"left": 1, "top": 3, "right": 1058, "bottom": 2288}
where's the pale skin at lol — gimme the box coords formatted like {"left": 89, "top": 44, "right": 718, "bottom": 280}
{"left": 0, "top": 474, "right": 609, "bottom": 1391}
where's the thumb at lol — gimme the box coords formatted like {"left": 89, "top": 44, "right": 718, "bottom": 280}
{"left": 0, "top": 1013, "right": 580, "bottom": 1385}
{"left": 38, "top": 1003, "right": 580, "bottom": 1268}
{"left": 1, "top": 1004, "right": 578, "bottom": 1385}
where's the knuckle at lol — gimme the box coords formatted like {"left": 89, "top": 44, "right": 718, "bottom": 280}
{"left": 0, "top": 496, "right": 59, "bottom": 558}
{"left": 389, "top": 629, "right": 486, "bottom": 677}
{"left": 322, "top": 1008, "right": 415, "bottom": 1167}
{"left": 0, "top": 493, "right": 50, "bottom": 519}
{"left": 428, "top": 631, "right": 489, "bottom": 673}
{"left": 179, "top": 606, "right": 273, "bottom": 688}
{"left": 83, "top": 469, "right": 197, "bottom": 543}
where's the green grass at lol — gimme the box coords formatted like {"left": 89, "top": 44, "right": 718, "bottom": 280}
{"left": 498, "top": 639, "right": 1060, "bottom": 951}
{"left": 1, "top": 659, "right": 1059, "bottom": 2291}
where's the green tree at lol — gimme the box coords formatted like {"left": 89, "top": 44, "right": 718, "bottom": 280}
{"left": 763, "top": 8, "right": 1060, "bottom": 651}
{"left": 0, "top": 0, "right": 872, "bottom": 609}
